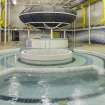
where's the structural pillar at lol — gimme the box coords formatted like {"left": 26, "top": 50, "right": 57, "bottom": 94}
{"left": 0, "top": 31, "right": 1, "bottom": 43}
{"left": 51, "top": 28, "right": 53, "bottom": 39}
{"left": 8, "top": 0, "right": 11, "bottom": 42}
{"left": 0, "top": 0, "right": 1, "bottom": 43}
{"left": 28, "top": 29, "right": 30, "bottom": 38}
{"left": 4, "top": 0, "right": 7, "bottom": 45}
{"left": 102, "top": 0, "right": 105, "bottom": 25}
{"left": 88, "top": 0, "right": 91, "bottom": 45}
{"left": 73, "top": 21, "right": 76, "bottom": 48}
{"left": 64, "top": 30, "right": 66, "bottom": 39}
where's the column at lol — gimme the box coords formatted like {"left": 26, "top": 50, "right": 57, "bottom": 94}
{"left": 28, "top": 29, "right": 30, "bottom": 38}
{"left": 4, "top": 0, "right": 7, "bottom": 45}
{"left": 73, "top": 21, "right": 76, "bottom": 48}
{"left": 50, "top": 28, "right": 53, "bottom": 39}
{"left": 88, "top": 0, "right": 91, "bottom": 45}
{"left": 64, "top": 30, "right": 66, "bottom": 39}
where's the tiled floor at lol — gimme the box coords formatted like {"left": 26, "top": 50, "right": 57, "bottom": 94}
{"left": 0, "top": 42, "right": 21, "bottom": 50}
{"left": 0, "top": 42, "right": 105, "bottom": 54}
{"left": 76, "top": 43, "right": 105, "bottom": 54}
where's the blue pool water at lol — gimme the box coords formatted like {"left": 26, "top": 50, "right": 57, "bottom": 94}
{"left": 0, "top": 70, "right": 104, "bottom": 105}
{"left": 0, "top": 49, "right": 105, "bottom": 105}
{"left": 0, "top": 49, "right": 104, "bottom": 69}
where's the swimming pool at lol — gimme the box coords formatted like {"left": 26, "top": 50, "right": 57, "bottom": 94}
{"left": 0, "top": 69, "right": 104, "bottom": 105}
{"left": 0, "top": 48, "right": 105, "bottom": 105}
{"left": 0, "top": 48, "right": 105, "bottom": 69}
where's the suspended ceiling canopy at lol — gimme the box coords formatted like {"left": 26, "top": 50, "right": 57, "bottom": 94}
{"left": 18, "top": 0, "right": 86, "bottom": 29}
{"left": 16, "top": 0, "right": 101, "bottom": 30}
{"left": 19, "top": 5, "right": 76, "bottom": 29}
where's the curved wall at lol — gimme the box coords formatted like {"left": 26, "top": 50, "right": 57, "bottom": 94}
{"left": 75, "top": 29, "right": 105, "bottom": 44}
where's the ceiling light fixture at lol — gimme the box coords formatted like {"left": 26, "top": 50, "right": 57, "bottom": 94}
{"left": 11, "top": 0, "right": 17, "bottom": 5}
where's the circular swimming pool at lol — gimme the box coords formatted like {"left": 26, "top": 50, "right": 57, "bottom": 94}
{"left": 0, "top": 48, "right": 105, "bottom": 69}
{"left": 0, "top": 48, "right": 105, "bottom": 105}
{"left": 0, "top": 70, "right": 104, "bottom": 105}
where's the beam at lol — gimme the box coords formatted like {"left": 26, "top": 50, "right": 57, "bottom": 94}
{"left": 53, "top": 23, "right": 62, "bottom": 29}
{"left": 66, "top": 0, "right": 101, "bottom": 10}
{"left": 68, "top": 0, "right": 87, "bottom": 9}
{"left": 63, "top": 0, "right": 75, "bottom": 6}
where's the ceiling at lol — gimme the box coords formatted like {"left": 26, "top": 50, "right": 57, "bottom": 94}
{"left": 15, "top": 0, "right": 101, "bottom": 30}
{"left": 15, "top": 0, "right": 101, "bottom": 11}
{"left": 16, "top": 0, "right": 85, "bottom": 9}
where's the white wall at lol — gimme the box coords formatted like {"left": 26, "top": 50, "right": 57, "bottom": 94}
{"left": 76, "top": 1, "right": 103, "bottom": 28}
{"left": 74, "top": 1, "right": 105, "bottom": 44}
{"left": 74, "top": 29, "right": 105, "bottom": 44}
{"left": 19, "top": 30, "right": 52, "bottom": 42}
{"left": 10, "top": 0, "right": 31, "bottom": 28}
{"left": 88, "top": 1, "right": 103, "bottom": 26}
{"left": 10, "top": 5, "right": 25, "bottom": 28}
